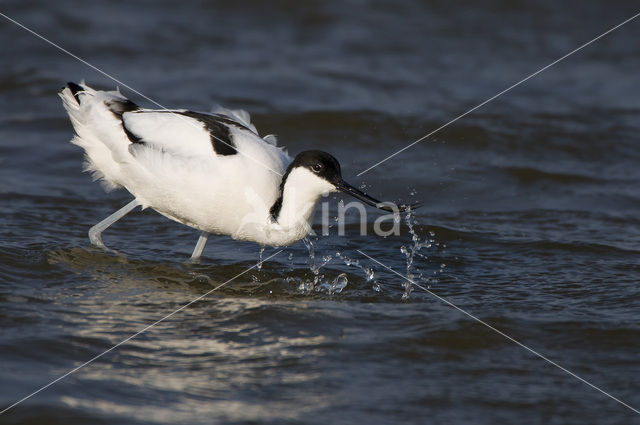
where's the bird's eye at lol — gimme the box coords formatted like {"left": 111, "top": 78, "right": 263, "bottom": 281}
{"left": 312, "top": 163, "right": 323, "bottom": 173}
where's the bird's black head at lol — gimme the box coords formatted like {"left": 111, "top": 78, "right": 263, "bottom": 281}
{"left": 288, "top": 150, "right": 343, "bottom": 185}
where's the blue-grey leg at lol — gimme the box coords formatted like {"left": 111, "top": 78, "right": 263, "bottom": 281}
{"left": 189, "top": 231, "right": 209, "bottom": 262}
{"left": 89, "top": 199, "right": 142, "bottom": 248}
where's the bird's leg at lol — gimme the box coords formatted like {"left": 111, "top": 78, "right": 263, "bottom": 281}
{"left": 89, "top": 199, "right": 142, "bottom": 249}
{"left": 188, "top": 231, "right": 209, "bottom": 263}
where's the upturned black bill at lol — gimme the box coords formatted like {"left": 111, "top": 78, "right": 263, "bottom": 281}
{"left": 335, "top": 180, "right": 419, "bottom": 212}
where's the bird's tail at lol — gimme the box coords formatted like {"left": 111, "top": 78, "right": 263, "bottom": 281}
{"left": 59, "top": 81, "right": 94, "bottom": 129}
{"left": 59, "top": 81, "right": 136, "bottom": 191}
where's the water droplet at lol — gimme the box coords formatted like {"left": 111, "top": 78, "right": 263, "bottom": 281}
{"left": 331, "top": 273, "right": 348, "bottom": 294}
{"left": 401, "top": 280, "right": 414, "bottom": 300}
{"left": 365, "top": 267, "right": 374, "bottom": 282}
{"left": 257, "top": 246, "right": 265, "bottom": 270}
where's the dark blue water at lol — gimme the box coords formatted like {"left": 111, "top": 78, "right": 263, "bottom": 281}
{"left": 1, "top": 1, "right": 640, "bottom": 424}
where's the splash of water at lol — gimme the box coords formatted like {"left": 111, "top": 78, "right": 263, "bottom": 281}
{"left": 336, "top": 251, "right": 380, "bottom": 292}
{"left": 297, "top": 237, "right": 335, "bottom": 293}
{"left": 398, "top": 207, "right": 443, "bottom": 299}
{"left": 249, "top": 246, "right": 267, "bottom": 283}
{"left": 286, "top": 251, "right": 295, "bottom": 271}
{"left": 293, "top": 205, "right": 442, "bottom": 298}
{"left": 257, "top": 246, "right": 265, "bottom": 270}
{"left": 316, "top": 272, "right": 348, "bottom": 294}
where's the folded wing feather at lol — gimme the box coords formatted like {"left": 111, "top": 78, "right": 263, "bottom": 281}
{"left": 122, "top": 110, "right": 239, "bottom": 159}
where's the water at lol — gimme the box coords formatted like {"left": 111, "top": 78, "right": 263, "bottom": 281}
{"left": 1, "top": 1, "right": 640, "bottom": 424}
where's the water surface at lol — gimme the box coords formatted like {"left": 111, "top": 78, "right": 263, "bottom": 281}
{"left": 1, "top": 1, "right": 639, "bottom": 424}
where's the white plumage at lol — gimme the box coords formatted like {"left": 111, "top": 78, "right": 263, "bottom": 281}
{"left": 59, "top": 82, "right": 404, "bottom": 260}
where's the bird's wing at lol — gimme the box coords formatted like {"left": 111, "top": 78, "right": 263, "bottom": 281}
{"left": 122, "top": 110, "right": 258, "bottom": 159}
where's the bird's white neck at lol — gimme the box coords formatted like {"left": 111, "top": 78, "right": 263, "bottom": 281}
{"left": 265, "top": 167, "right": 335, "bottom": 245}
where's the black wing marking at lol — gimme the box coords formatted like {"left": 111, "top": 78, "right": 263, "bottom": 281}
{"left": 106, "top": 100, "right": 142, "bottom": 144}
{"left": 106, "top": 98, "right": 139, "bottom": 117}
{"left": 178, "top": 111, "right": 239, "bottom": 156}
{"left": 66, "top": 82, "right": 84, "bottom": 104}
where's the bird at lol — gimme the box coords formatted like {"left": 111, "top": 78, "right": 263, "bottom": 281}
{"left": 60, "top": 81, "right": 413, "bottom": 261}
